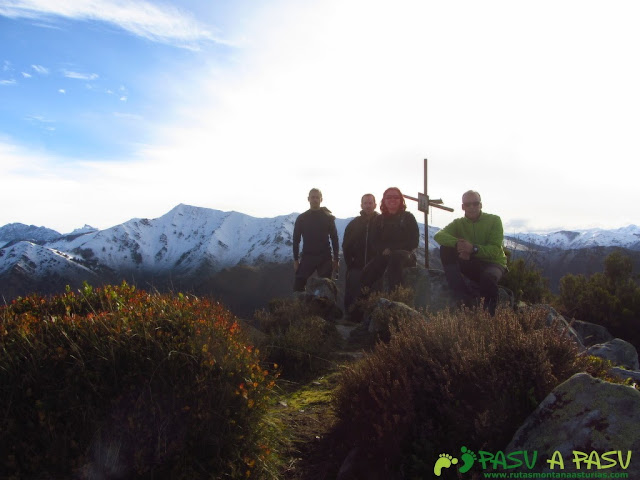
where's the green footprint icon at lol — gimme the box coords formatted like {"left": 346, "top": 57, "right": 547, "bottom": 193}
{"left": 459, "top": 446, "right": 477, "bottom": 474}
{"left": 433, "top": 453, "right": 458, "bottom": 477}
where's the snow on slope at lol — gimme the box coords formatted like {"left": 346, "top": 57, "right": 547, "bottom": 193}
{"left": 2, "top": 205, "right": 639, "bottom": 281}
{"left": 0, "top": 223, "right": 61, "bottom": 248}
{"left": 0, "top": 241, "right": 96, "bottom": 278}
{"left": 506, "top": 225, "right": 640, "bottom": 251}
{"left": 46, "top": 204, "right": 300, "bottom": 273}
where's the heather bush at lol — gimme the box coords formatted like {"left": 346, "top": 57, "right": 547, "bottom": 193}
{"left": 0, "top": 282, "right": 279, "bottom": 479}
{"left": 334, "top": 306, "right": 585, "bottom": 477}
{"left": 253, "top": 297, "right": 342, "bottom": 381}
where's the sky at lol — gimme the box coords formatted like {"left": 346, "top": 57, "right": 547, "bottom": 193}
{"left": 1, "top": 0, "right": 639, "bottom": 235}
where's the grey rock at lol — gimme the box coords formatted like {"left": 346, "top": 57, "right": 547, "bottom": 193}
{"left": 304, "top": 276, "right": 339, "bottom": 303}
{"left": 584, "top": 338, "right": 639, "bottom": 370}
{"left": 519, "top": 304, "right": 584, "bottom": 350}
{"left": 609, "top": 367, "right": 640, "bottom": 385}
{"left": 506, "top": 373, "right": 640, "bottom": 475}
{"left": 570, "top": 319, "right": 614, "bottom": 347}
{"left": 365, "top": 298, "right": 425, "bottom": 336}
{"left": 289, "top": 277, "right": 343, "bottom": 321}
{"left": 405, "top": 267, "right": 514, "bottom": 313}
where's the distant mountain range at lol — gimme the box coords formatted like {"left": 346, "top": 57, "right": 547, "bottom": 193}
{"left": 2, "top": 204, "right": 639, "bottom": 315}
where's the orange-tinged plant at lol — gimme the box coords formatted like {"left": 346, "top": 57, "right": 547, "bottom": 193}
{"left": 0, "top": 282, "right": 279, "bottom": 479}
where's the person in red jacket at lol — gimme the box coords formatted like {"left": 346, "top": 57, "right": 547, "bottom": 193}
{"left": 360, "top": 187, "right": 419, "bottom": 294}
{"left": 292, "top": 188, "right": 340, "bottom": 291}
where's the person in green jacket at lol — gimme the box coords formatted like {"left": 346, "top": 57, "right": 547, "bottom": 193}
{"left": 434, "top": 190, "right": 507, "bottom": 315}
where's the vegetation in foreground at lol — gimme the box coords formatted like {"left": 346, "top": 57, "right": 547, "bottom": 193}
{"left": 0, "top": 283, "right": 279, "bottom": 479}
{"left": 1, "top": 251, "right": 638, "bottom": 479}
{"left": 558, "top": 249, "right": 640, "bottom": 349}
{"left": 333, "top": 305, "right": 587, "bottom": 478}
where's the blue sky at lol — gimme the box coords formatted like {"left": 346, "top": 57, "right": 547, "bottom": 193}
{"left": 1, "top": 0, "right": 639, "bottom": 234}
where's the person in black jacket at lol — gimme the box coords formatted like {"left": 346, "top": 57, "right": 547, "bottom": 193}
{"left": 342, "top": 193, "right": 379, "bottom": 314}
{"left": 292, "top": 188, "right": 340, "bottom": 291}
{"left": 360, "top": 187, "right": 419, "bottom": 293}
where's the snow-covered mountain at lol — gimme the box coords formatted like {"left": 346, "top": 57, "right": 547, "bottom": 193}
{"left": 46, "top": 205, "right": 307, "bottom": 274}
{"left": 504, "top": 226, "right": 640, "bottom": 251}
{"left": 0, "top": 223, "right": 61, "bottom": 248}
{"left": 0, "top": 242, "right": 93, "bottom": 277}
{"left": 1, "top": 204, "right": 638, "bottom": 305}
{"left": 0, "top": 241, "right": 101, "bottom": 301}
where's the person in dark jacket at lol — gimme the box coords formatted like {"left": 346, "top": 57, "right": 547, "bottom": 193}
{"left": 292, "top": 188, "right": 340, "bottom": 291}
{"left": 342, "top": 193, "right": 379, "bottom": 314}
{"left": 360, "top": 187, "right": 419, "bottom": 293}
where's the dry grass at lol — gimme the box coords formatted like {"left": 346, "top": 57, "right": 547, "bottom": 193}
{"left": 333, "top": 305, "right": 585, "bottom": 477}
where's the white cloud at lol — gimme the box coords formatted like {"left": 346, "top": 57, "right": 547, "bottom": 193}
{"left": 58, "top": 88, "right": 65, "bottom": 93}
{"left": 126, "top": 0, "right": 639, "bottom": 232}
{"left": 0, "top": 140, "right": 152, "bottom": 232}
{"left": 0, "top": 0, "right": 229, "bottom": 49}
{"left": 0, "top": 79, "right": 16, "bottom": 85}
{"left": 63, "top": 69, "right": 98, "bottom": 80}
{"left": 1, "top": 0, "right": 639, "bottom": 233}
{"left": 31, "top": 64, "right": 49, "bottom": 74}
{"left": 21, "top": 71, "right": 32, "bottom": 78}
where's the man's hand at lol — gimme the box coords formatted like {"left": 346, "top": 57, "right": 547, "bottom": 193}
{"left": 458, "top": 251, "right": 471, "bottom": 261}
{"left": 294, "top": 260, "right": 299, "bottom": 271}
{"left": 456, "top": 239, "right": 473, "bottom": 260}
{"left": 382, "top": 248, "right": 391, "bottom": 256}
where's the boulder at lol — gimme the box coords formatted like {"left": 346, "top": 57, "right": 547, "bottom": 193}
{"left": 609, "top": 367, "right": 640, "bottom": 385}
{"left": 365, "top": 298, "right": 425, "bottom": 338}
{"left": 290, "top": 277, "right": 343, "bottom": 321}
{"left": 402, "top": 268, "right": 454, "bottom": 312}
{"left": 506, "top": 373, "right": 640, "bottom": 476}
{"left": 518, "top": 305, "right": 584, "bottom": 350}
{"left": 404, "top": 267, "right": 514, "bottom": 313}
{"left": 584, "top": 338, "right": 639, "bottom": 370}
{"left": 304, "top": 276, "right": 339, "bottom": 303}
{"left": 570, "top": 319, "right": 614, "bottom": 347}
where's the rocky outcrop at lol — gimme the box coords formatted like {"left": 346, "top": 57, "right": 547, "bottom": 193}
{"left": 506, "top": 373, "right": 640, "bottom": 476}
{"left": 570, "top": 319, "right": 614, "bottom": 347}
{"left": 609, "top": 367, "right": 640, "bottom": 384}
{"left": 364, "top": 298, "right": 424, "bottom": 337}
{"left": 291, "top": 277, "right": 343, "bottom": 321}
{"left": 519, "top": 304, "right": 584, "bottom": 349}
{"left": 584, "top": 338, "right": 639, "bottom": 370}
{"left": 393, "top": 266, "right": 513, "bottom": 312}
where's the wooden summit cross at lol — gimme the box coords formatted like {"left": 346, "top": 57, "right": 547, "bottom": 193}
{"left": 402, "top": 158, "right": 454, "bottom": 269}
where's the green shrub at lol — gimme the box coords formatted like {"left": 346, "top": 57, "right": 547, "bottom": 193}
{"left": 500, "top": 255, "right": 552, "bottom": 304}
{"left": 0, "top": 282, "right": 279, "bottom": 479}
{"left": 333, "top": 306, "right": 584, "bottom": 477}
{"left": 558, "top": 250, "right": 640, "bottom": 349}
{"left": 253, "top": 297, "right": 342, "bottom": 381}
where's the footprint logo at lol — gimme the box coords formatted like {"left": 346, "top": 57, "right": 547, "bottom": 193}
{"left": 433, "top": 453, "right": 458, "bottom": 477}
{"left": 459, "top": 446, "right": 477, "bottom": 474}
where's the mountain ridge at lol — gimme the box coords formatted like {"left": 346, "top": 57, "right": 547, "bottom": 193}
{"left": 2, "top": 204, "right": 639, "bottom": 313}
